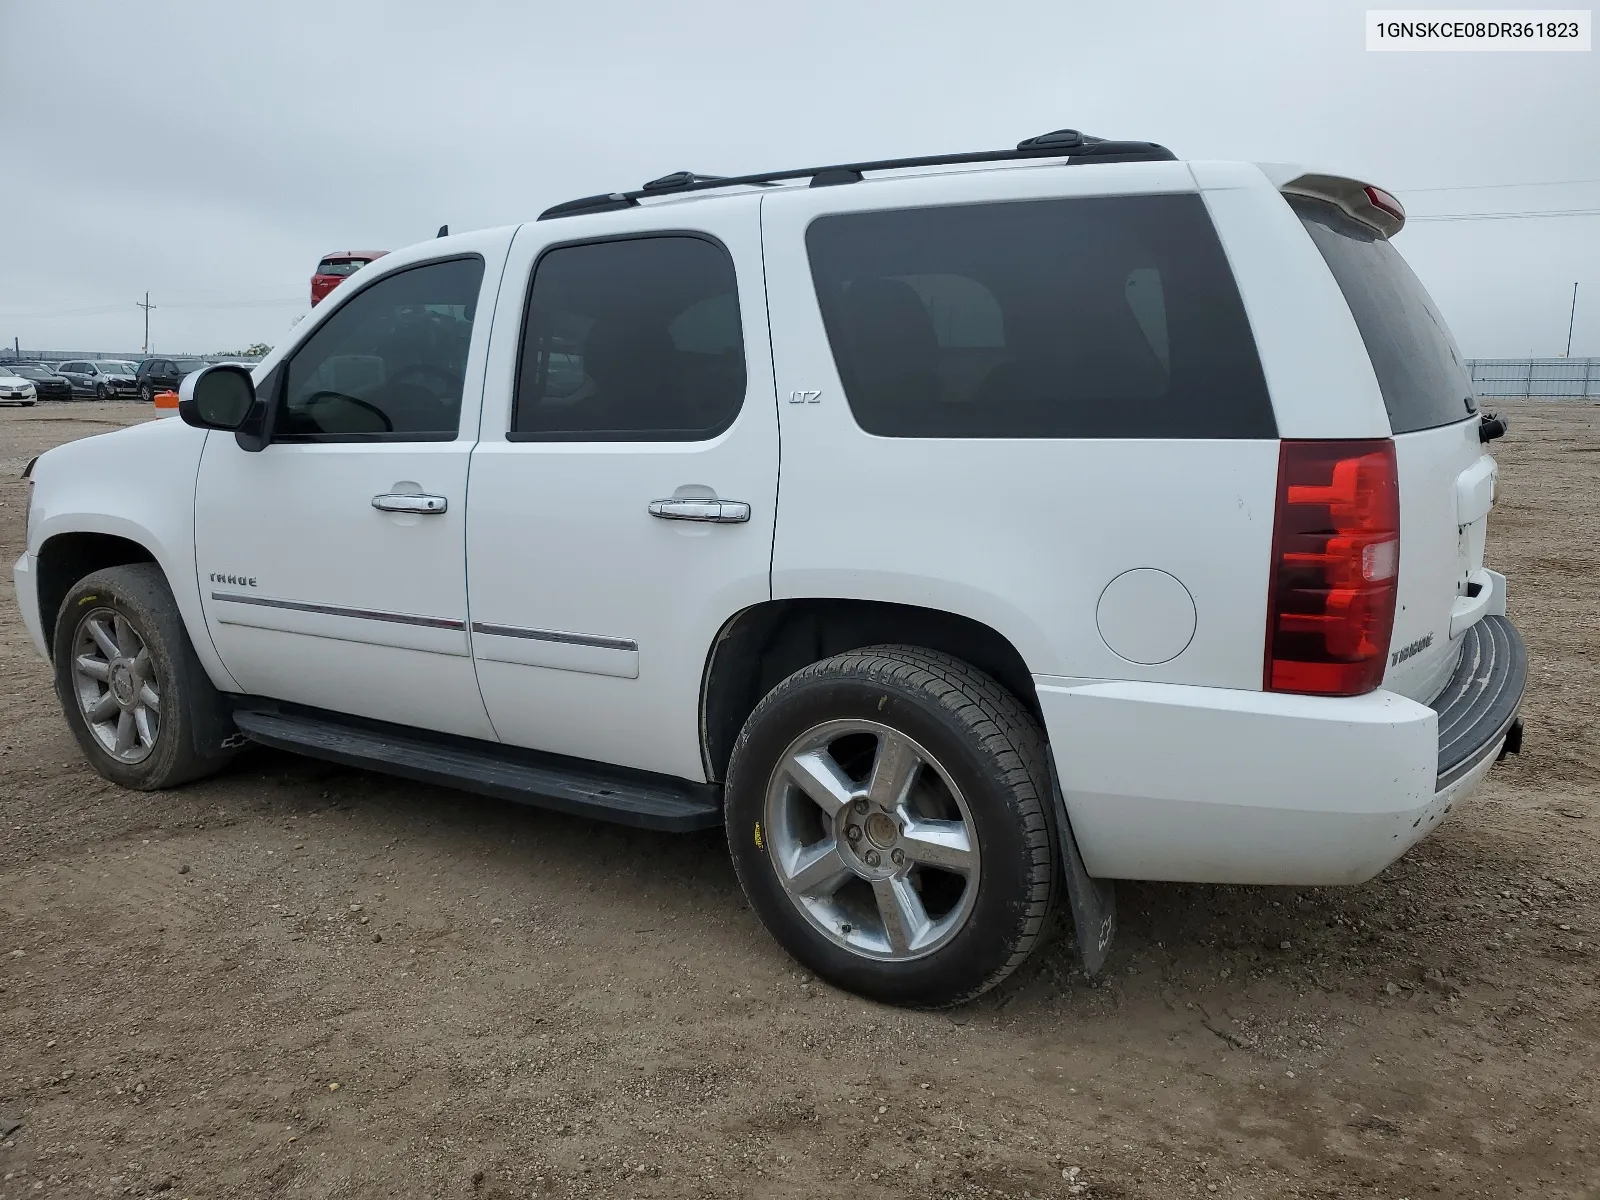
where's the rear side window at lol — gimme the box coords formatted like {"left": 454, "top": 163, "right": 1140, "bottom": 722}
{"left": 1290, "top": 196, "right": 1475, "bottom": 433}
{"left": 512, "top": 235, "right": 746, "bottom": 441}
{"left": 805, "top": 194, "right": 1274, "bottom": 439}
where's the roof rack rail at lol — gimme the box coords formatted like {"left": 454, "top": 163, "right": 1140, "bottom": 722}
{"left": 537, "top": 128, "right": 1174, "bottom": 221}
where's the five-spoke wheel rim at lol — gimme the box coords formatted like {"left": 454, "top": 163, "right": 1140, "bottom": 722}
{"left": 763, "top": 719, "right": 980, "bottom": 961}
{"left": 71, "top": 608, "right": 161, "bottom": 764}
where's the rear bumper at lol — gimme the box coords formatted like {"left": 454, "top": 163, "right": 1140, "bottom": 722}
{"left": 1037, "top": 615, "right": 1527, "bottom": 886}
{"left": 1433, "top": 615, "right": 1526, "bottom": 788}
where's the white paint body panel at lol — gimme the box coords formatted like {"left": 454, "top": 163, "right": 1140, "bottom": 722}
{"left": 12, "top": 552, "right": 47, "bottom": 660}
{"left": 1035, "top": 676, "right": 1490, "bottom": 884}
{"left": 1384, "top": 421, "right": 1500, "bottom": 701}
{"left": 21, "top": 416, "right": 240, "bottom": 690}
{"left": 464, "top": 196, "right": 779, "bottom": 780}
{"left": 1191, "top": 162, "right": 1392, "bottom": 441}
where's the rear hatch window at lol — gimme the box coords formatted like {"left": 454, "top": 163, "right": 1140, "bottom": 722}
{"left": 805, "top": 193, "right": 1275, "bottom": 439}
{"left": 1289, "top": 196, "right": 1476, "bottom": 433}
{"left": 317, "top": 258, "right": 369, "bottom": 277}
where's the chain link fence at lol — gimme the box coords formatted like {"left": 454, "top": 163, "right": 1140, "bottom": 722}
{"left": 1468, "top": 358, "right": 1600, "bottom": 400}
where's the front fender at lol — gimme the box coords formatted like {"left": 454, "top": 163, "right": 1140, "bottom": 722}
{"left": 27, "top": 419, "right": 240, "bottom": 692}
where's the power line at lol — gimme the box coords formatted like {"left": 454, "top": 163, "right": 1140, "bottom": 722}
{"left": 1410, "top": 207, "right": 1600, "bottom": 222}
{"left": 1397, "top": 177, "right": 1600, "bottom": 194}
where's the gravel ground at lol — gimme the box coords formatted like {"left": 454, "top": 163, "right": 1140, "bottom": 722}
{"left": 0, "top": 400, "right": 1595, "bottom": 1200}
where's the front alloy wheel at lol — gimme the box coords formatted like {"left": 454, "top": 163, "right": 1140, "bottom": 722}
{"left": 53, "top": 563, "right": 238, "bottom": 790}
{"left": 71, "top": 607, "right": 161, "bottom": 763}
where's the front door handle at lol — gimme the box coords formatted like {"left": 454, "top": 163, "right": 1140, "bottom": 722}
{"left": 647, "top": 498, "right": 751, "bottom": 523}
{"left": 373, "top": 493, "right": 448, "bottom": 515}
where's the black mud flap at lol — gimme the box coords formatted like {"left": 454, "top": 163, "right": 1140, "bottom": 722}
{"left": 1048, "top": 757, "right": 1116, "bottom": 977}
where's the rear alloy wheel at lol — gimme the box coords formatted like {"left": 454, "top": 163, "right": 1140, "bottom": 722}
{"left": 726, "top": 645, "right": 1056, "bottom": 1007}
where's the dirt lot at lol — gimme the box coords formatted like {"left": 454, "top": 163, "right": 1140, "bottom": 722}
{"left": 1, "top": 400, "right": 1596, "bottom": 1200}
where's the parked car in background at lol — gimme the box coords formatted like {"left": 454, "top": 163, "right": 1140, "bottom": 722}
{"left": 0, "top": 364, "right": 72, "bottom": 401}
{"left": 135, "top": 357, "right": 212, "bottom": 403}
{"left": 311, "top": 251, "right": 388, "bottom": 307}
{"left": 0, "top": 368, "right": 37, "bottom": 406}
{"left": 55, "top": 361, "right": 140, "bottom": 399}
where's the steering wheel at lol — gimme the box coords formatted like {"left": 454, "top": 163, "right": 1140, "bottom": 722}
{"left": 386, "top": 362, "right": 459, "bottom": 402}
{"left": 304, "top": 390, "right": 394, "bottom": 432}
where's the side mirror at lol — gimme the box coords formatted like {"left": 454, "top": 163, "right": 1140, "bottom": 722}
{"left": 179, "top": 365, "right": 255, "bottom": 431}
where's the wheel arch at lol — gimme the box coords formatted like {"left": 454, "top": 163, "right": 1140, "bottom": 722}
{"left": 700, "top": 598, "right": 1042, "bottom": 784}
{"left": 36, "top": 532, "right": 161, "bottom": 657}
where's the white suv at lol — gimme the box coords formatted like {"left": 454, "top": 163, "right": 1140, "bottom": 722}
{"left": 13, "top": 130, "right": 1526, "bottom": 1007}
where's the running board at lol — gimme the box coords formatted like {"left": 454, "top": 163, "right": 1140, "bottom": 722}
{"left": 230, "top": 707, "right": 723, "bottom": 832}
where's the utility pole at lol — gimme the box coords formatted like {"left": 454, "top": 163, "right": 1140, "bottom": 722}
{"left": 1565, "top": 282, "right": 1579, "bottom": 359}
{"left": 136, "top": 292, "right": 156, "bottom": 354}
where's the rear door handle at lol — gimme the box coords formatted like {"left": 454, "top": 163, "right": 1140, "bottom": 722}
{"left": 647, "top": 498, "right": 751, "bottom": 523}
{"left": 373, "top": 493, "right": 448, "bottom": 515}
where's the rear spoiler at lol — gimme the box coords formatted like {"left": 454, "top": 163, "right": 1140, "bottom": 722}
{"left": 1264, "top": 167, "right": 1406, "bottom": 238}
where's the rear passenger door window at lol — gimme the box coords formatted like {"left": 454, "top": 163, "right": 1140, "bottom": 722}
{"left": 277, "top": 256, "right": 485, "bottom": 441}
{"left": 511, "top": 235, "right": 746, "bottom": 441}
{"left": 804, "top": 194, "right": 1274, "bottom": 439}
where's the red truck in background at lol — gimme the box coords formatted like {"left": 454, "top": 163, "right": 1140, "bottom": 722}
{"left": 310, "top": 250, "right": 389, "bottom": 307}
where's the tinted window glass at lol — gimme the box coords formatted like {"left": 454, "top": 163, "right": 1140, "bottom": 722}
{"left": 805, "top": 194, "right": 1274, "bottom": 439}
{"left": 512, "top": 236, "right": 746, "bottom": 441}
{"left": 1290, "top": 196, "right": 1475, "bottom": 433}
{"left": 316, "top": 258, "right": 367, "bottom": 277}
{"left": 279, "top": 257, "right": 483, "bottom": 440}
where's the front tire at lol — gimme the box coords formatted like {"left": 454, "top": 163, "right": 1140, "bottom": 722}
{"left": 139, "top": 384, "right": 154, "bottom": 404}
{"left": 725, "top": 646, "right": 1057, "bottom": 1008}
{"left": 96, "top": 382, "right": 112, "bottom": 401}
{"left": 52, "top": 564, "right": 236, "bottom": 790}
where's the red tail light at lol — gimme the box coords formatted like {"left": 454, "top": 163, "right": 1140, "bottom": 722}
{"left": 1265, "top": 439, "right": 1400, "bottom": 696}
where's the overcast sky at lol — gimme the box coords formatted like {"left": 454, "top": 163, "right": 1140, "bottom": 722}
{"left": 2, "top": 0, "right": 1597, "bottom": 357}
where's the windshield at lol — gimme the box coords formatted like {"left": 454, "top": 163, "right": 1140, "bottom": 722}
{"left": 317, "top": 258, "right": 368, "bottom": 277}
{"left": 95, "top": 361, "right": 136, "bottom": 375}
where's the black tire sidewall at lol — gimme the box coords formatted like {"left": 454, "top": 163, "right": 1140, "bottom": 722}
{"left": 727, "top": 667, "right": 1045, "bottom": 1008}
{"left": 51, "top": 567, "right": 216, "bottom": 789}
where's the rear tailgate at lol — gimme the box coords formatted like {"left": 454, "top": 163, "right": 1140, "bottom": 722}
{"left": 1290, "top": 194, "right": 1497, "bottom": 702}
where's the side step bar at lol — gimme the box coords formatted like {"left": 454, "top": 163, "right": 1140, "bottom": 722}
{"left": 231, "top": 706, "right": 723, "bottom": 832}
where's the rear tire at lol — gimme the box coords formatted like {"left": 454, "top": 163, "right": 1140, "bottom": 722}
{"left": 725, "top": 645, "right": 1057, "bottom": 1008}
{"left": 52, "top": 564, "right": 236, "bottom": 790}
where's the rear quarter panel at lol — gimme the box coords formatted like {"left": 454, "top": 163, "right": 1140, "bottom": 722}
{"left": 762, "top": 163, "right": 1281, "bottom": 688}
